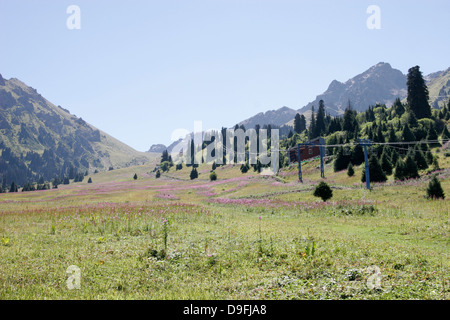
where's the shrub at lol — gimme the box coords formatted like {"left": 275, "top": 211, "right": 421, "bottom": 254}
{"left": 190, "top": 167, "right": 198, "bottom": 180}
{"left": 133, "top": 173, "right": 138, "bottom": 180}
{"left": 334, "top": 147, "right": 351, "bottom": 172}
{"left": 381, "top": 150, "right": 393, "bottom": 175}
{"left": 155, "top": 170, "right": 161, "bottom": 178}
{"left": 240, "top": 163, "right": 249, "bottom": 173}
{"left": 426, "top": 175, "right": 445, "bottom": 199}
{"left": 209, "top": 171, "right": 217, "bottom": 181}
{"left": 160, "top": 161, "right": 170, "bottom": 172}
{"left": 313, "top": 181, "right": 333, "bottom": 202}
{"left": 347, "top": 163, "right": 354, "bottom": 177}
{"left": 361, "top": 154, "right": 387, "bottom": 183}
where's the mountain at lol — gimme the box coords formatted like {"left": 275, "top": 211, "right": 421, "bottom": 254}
{"left": 148, "top": 144, "right": 167, "bottom": 153}
{"left": 298, "top": 62, "right": 407, "bottom": 115}
{"left": 237, "top": 63, "right": 449, "bottom": 131}
{"left": 237, "top": 106, "right": 298, "bottom": 129}
{"left": 426, "top": 67, "right": 450, "bottom": 109}
{"left": 0, "top": 74, "right": 151, "bottom": 186}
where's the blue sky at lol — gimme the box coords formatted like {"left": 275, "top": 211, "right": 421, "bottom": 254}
{"left": 0, "top": 0, "right": 449, "bottom": 151}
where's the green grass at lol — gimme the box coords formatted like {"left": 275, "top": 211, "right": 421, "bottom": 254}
{"left": 0, "top": 155, "right": 448, "bottom": 300}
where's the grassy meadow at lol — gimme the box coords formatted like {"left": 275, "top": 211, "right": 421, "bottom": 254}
{"left": 0, "top": 153, "right": 448, "bottom": 300}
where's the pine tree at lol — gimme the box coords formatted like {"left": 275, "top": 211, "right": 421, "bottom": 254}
{"left": 374, "top": 126, "right": 384, "bottom": 143}
{"left": 209, "top": 171, "right": 217, "bottom": 181}
{"left": 343, "top": 100, "right": 356, "bottom": 134}
{"left": 133, "top": 173, "right": 138, "bottom": 180}
{"left": 388, "top": 127, "right": 397, "bottom": 143}
{"left": 288, "top": 130, "right": 293, "bottom": 138}
{"left": 426, "top": 175, "right": 445, "bottom": 199}
{"left": 240, "top": 163, "right": 249, "bottom": 173}
{"left": 432, "top": 156, "right": 440, "bottom": 171}
{"left": 161, "top": 150, "right": 169, "bottom": 162}
{"left": 155, "top": 170, "right": 161, "bottom": 178}
{"left": 190, "top": 167, "right": 198, "bottom": 180}
{"left": 351, "top": 144, "right": 365, "bottom": 166}
{"left": 380, "top": 149, "right": 393, "bottom": 175}
{"left": 361, "top": 154, "right": 387, "bottom": 183}
{"left": 405, "top": 111, "right": 418, "bottom": 128}
{"left": 390, "top": 148, "right": 400, "bottom": 166}
{"left": 413, "top": 147, "right": 428, "bottom": 170}
{"left": 294, "top": 113, "right": 302, "bottom": 134}
{"left": 441, "top": 125, "right": 450, "bottom": 141}
{"left": 9, "top": 181, "right": 18, "bottom": 192}
{"left": 313, "top": 181, "right": 333, "bottom": 202}
{"left": 392, "top": 98, "right": 405, "bottom": 117}
{"left": 87, "top": 177, "right": 92, "bottom": 183}
{"left": 347, "top": 162, "right": 354, "bottom": 177}
{"left": 212, "top": 161, "right": 217, "bottom": 170}
{"left": 315, "top": 100, "right": 326, "bottom": 136}
{"left": 334, "top": 147, "right": 351, "bottom": 172}
{"left": 309, "top": 106, "right": 316, "bottom": 139}
{"left": 427, "top": 125, "right": 440, "bottom": 148}
{"left": 394, "top": 159, "right": 406, "bottom": 181}
{"left": 404, "top": 151, "right": 420, "bottom": 179}
{"left": 299, "top": 115, "right": 306, "bottom": 133}
{"left": 406, "top": 66, "right": 432, "bottom": 119}
{"left": 402, "top": 124, "right": 416, "bottom": 142}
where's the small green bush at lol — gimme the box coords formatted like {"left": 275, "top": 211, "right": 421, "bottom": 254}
{"left": 313, "top": 181, "right": 333, "bottom": 202}
{"left": 426, "top": 175, "right": 445, "bottom": 199}
{"left": 347, "top": 163, "right": 354, "bottom": 177}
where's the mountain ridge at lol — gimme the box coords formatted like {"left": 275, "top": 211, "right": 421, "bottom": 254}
{"left": 0, "top": 74, "right": 152, "bottom": 186}
{"left": 233, "top": 63, "right": 449, "bottom": 132}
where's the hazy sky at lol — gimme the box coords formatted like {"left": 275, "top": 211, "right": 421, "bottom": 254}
{"left": 0, "top": 0, "right": 449, "bottom": 151}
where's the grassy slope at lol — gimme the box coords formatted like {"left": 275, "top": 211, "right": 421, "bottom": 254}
{"left": 427, "top": 69, "right": 450, "bottom": 108}
{"left": 0, "top": 149, "right": 448, "bottom": 300}
{"left": 1, "top": 78, "right": 154, "bottom": 169}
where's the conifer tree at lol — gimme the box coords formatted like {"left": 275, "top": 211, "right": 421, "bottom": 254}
{"left": 315, "top": 100, "right": 326, "bottom": 136}
{"left": 309, "top": 106, "right": 316, "bottom": 139}
{"left": 294, "top": 113, "right": 302, "bottom": 134}
{"left": 404, "top": 151, "right": 420, "bottom": 179}
{"left": 388, "top": 127, "right": 397, "bottom": 143}
{"left": 361, "top": 154, "right": 387, "bottom": 183}
{"left": 334, "top": 147, "right": 351, "bottom": 172}
{"left": 161, "top": 150, "right": 169, "bottom": 162}
{"left": 209, "top": 171, "right": 217, "bottom": 181}
{"left": 441, "top": 125, "right": 450, "bottom": 141}
{"left": 190, "top": 167, "right": 198, "bottom": 180}
{"left": 240, "top": 163, "right": 249, "bottom": 173}
{"left": 392, "top": 98, "right": 405, "bottom": 117}
{"left": 390, "top": 148, "right": 400, "bottom": 166}
{"left": 394, "top": 159, "right": 406, "bottom": 181}
{"left": 9, "top": 181, "right": 18, "bottom": 192}
{"left": 347, "top": 162, "right": 354, "bottom": 177}
{"left": 427, "top": 125, "right": 440, "bottom": 148}
{"left": 406, "top": 66, "right": 432, "bottom": 119}
{"left": 426, "top": 175, "right": 445, "bottom": 199}
{"left": 380, "top": 149, "right": 393, "bottom": 175}
{"left": 413, "top": 147, "right": 428, "bottom": 170}
{"left": 343, "top": 100, "right": 356, "bottom": 135}
{"left": 313, "top": 181, "right": 333, "bottom": 202}
{"left": 351, "top": 144, "right": 365, "bottom": 166}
